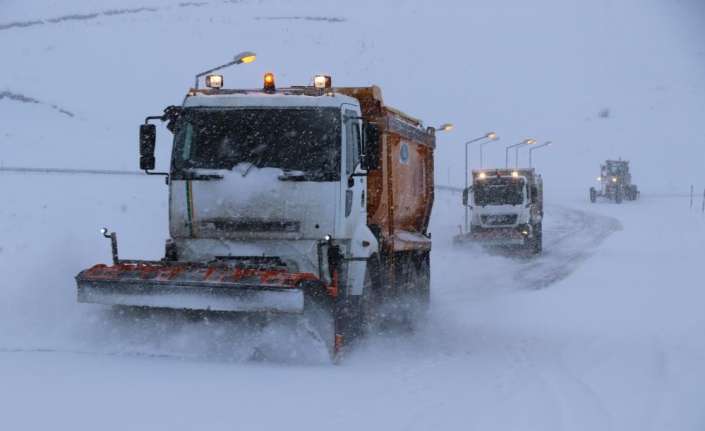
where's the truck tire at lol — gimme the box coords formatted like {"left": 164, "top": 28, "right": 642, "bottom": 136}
{"left": 532, "top": 223, "right": 543, "bottom": 254}
{"left": 589, "top": 187, "right": 597, "bottom": 203}
{"left": 415, "top": 251, "right": 431, "bottom": 313}
{"left": 384, "top": 252, "right": 428, "bottom": 330}
{"left": 332, "top": 257, "right": 381, "bottom": 347}
{"left": 360, "top": 257, "right": 381, "bottom": 336}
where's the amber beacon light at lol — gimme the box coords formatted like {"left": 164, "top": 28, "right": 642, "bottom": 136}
{"left": 263, "top": 72, "right": 276, "bottom": 93}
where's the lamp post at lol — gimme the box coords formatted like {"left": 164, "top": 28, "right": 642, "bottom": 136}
{"left": 505, "top": 138, "right": 536, "bottom": 168}
{"left": 515, "top": 138, "right": 537, "bottom": 168}
{"left": 479, "top": 132, "right": 499, "bottom": 168}
{"left": 464, "top": 131, "right": 497, "bottom": 232}
{"left": 529, "top": 141, "right": 552, "bottom": 167}
{"left": 194, "top": 51, "right": 257, "bottom": 89}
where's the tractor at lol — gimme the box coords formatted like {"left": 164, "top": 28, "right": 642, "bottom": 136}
{"left": 590, "top": 159, "right": 639, "bottom": 203}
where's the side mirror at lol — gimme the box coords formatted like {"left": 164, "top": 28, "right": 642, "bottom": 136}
{"left": 530, "top": 185, "right": 538, "bottom": 203}
{"left": 462, "top": 186, "right": 472, "bottom": 206}
{"left": 363, "top": 123, "right": 381, "bottom": 171}
{"left": 139, "top": 124, "right": 156, "bottom": 171}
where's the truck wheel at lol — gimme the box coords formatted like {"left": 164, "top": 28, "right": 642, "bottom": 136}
{"left": 401, "top": 252, "right": 430, "bottom": 329}
{"left": 330, "top": 258, "right": 380, "bottom": 350}
{"left": 415, "top": 252, "right": 431, "bottom": 313}
{"left": 385, "top": 252, "right": 426, "bottom": 331}
{"left": 589, "top": 187, "right": 597, "bottom": 203}
{"left": 360, "top": 257, "right": 381, "bottom": 336}
{"left": 532, "top": 223, "right": 543, "bottom": 254}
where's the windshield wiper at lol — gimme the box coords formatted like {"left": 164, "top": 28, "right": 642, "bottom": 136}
{"left": 241, "top": 144, "right": 269, "bottom": 177}
{"left": 278, "top": 171, "right": 308, "bottom": 181}
{"left": 178, "top": 169, "right": 224, "bottom": 181}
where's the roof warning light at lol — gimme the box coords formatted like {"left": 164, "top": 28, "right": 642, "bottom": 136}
{"left": 263, "top": 72, "right": 276, "bottom": 93}
{"left": 205, "top": 74, "right": 223, "bottom": 89}
{"left": 313, "top": 75, "right": 332, "bottom": 89}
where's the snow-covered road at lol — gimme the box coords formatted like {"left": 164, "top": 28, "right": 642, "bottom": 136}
{"left": 2, "top": 0, "right": 705, "bottom": 428}
{"left": 2, "top": 174, "right": 704, "bottom": 430}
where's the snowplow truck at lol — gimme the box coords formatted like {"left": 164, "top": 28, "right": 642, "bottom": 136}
{"left": 590, "top": 159, "right": 639, "bottom": 203}
{"left": 457, "top": 168, "right": 543, "bottom": 254}
{"left": 75, "top": 71, "right": 437, "bottom": 358}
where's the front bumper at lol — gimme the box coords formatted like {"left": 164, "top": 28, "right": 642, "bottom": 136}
{"left": 467, "top": 226, "right": 529, "bottom": 245}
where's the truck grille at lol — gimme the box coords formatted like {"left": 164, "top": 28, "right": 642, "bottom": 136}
{"left": 481, "top": 214, "right": 518, "bottom": 226}
{"left": 200, "top": 219, "right": 301, "bottom": 233}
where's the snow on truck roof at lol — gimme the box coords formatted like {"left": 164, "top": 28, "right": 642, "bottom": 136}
{"left": 182, "top": 86, "right": 426, "bottom": 130}
{"left": 182, "top": 85, "right": 433, "bottom": 146}
{"left": 472, "top": 168, "right": 536, "bottom": 175}
{"left": 183, "top": 88, "right": 360, "bottom": 109}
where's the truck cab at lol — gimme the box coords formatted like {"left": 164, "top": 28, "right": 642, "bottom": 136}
{"left": 164, "top": 87, "right": 377, "bottom": 287}
{"left": 461, "top": 168, "right": 543, "bottom": 253}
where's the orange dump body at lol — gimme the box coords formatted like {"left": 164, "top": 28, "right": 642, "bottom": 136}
{"left": 337, "top": 86, "right": 435, "bottom": 254}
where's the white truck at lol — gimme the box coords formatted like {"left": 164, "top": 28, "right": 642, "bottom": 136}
{"left": 458, "top": 168, "right": 543, "bottom": 254}
{"left": 75, "top": 59, "right": 439, "bottom": 358}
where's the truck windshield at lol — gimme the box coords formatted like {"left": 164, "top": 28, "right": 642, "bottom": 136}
{"left": 172, "top": 107, "right": 341, "bottom": 181}
{"left": 606, "top": 162, "right": 627, "bottom": 176}
{"left": 474, "top": 178, "right": 525, "bottom": 206}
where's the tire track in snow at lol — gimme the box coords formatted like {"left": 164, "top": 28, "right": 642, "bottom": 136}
{"left": 515, "top": 205, "right": 622, "bottom": 289}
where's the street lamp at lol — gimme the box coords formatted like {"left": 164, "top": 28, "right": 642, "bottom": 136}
{"left": 479, "top": 132, "right": 499, "bottom": 168}
{"left": 464, "top": 131, "right": 497, "bottom": 232}
{"left": 529, "top": 141, "right": 552, "bottom": 167}
{"left": 194, "top": 51, "right": 257, "bottom": 89}
{"left": 436, "top": 123, "right": 454, "bottom": 132}
{"left": 505, "top": 138, "right": 535, "bottom": 168}
{"left": 515, "top": 138, "right": 536, "bottom": 168}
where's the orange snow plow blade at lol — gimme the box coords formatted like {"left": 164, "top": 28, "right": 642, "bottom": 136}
{"left": 76, "top": 262, "right": 322, "bottom": 313}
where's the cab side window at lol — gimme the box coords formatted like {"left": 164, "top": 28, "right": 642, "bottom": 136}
{"left": 345, "top": 110, "right": 362, "bottom": 175}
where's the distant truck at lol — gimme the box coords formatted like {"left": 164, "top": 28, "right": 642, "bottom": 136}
{"left": 590, "top": 159, "right": 638, "bottom": 203}
{"left": 457, "top": 168, "right": 543, "bottom": 254}
{"left": 74, "top": 64, "right": 439, "bottom": 358}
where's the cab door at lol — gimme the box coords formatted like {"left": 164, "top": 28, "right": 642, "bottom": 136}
{"left": 339, "top": 106, "right": 375, "bottom": 296}
{"left": 340, "top": 107, "right": 366, "bottom": 239}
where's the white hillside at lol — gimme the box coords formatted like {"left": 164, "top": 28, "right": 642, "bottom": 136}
{"left": 1, "top": 1, "right": 705, "bottom": 430}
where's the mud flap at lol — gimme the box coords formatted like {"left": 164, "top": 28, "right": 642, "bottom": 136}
{"left": 331, "top": 295, "right": 366, "bottom": 363}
